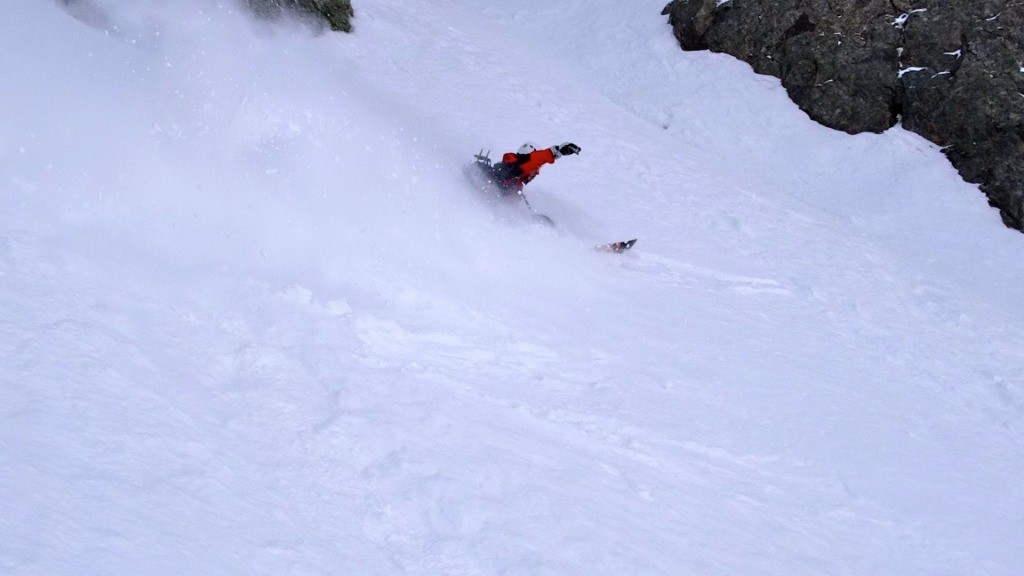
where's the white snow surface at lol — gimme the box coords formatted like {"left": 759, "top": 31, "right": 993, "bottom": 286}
{"left": 3, "top": 1, "right": 1024, "bottom": 574}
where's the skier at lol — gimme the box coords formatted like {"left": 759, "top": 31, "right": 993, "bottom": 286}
{"left": 468, "top": 142, "right": 635, "bottom": 252}
{"left": 489, "top": 142, "right": 581, "bottom": 196}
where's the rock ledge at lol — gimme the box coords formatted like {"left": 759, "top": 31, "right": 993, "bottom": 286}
{"left": 663, "top": 0, "right": 1024, "bottom": 230}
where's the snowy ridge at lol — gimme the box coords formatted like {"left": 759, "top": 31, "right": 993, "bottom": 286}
{"left": 2, "top": 1, "right": 1024, "bottom": 574}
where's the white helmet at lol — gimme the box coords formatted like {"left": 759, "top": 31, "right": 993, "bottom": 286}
{"left": 518, "top": 142, "right": 538, "bottom": 154}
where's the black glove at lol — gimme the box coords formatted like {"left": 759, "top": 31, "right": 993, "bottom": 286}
{"left": 554, "top": 142, "right": 581, "bottom": 157}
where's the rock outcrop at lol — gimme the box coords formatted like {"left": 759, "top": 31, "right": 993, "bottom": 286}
{"left": 662, "top": 0, "right": 1024, "bottom": 230}
{"left": 246, "top": 0, "right": 354, "bottom": 33}
{"left": 59, "top": 0, "right": 355, "bottom": 34}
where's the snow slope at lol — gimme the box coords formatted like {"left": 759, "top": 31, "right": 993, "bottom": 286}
{"left": 3, "top": 1, "right": 1023, "bottom": 574}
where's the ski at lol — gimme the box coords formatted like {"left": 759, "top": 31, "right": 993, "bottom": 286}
{"left": 595, "top": 238, "right": 637, "bottom": 253}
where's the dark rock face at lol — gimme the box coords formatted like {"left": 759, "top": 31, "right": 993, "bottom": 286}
{"left": 663, "top": 0, "right": 1024, "bottom": 230}
{"left": 59, "top": 0, "right": 355, "bottom": 34}
{"left": 246, "top": 0, "right": 354, "bottom": 33}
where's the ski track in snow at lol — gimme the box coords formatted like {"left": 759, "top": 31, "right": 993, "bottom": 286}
{"left": 3, "top": 1, "right": 1024, "bottom": 575}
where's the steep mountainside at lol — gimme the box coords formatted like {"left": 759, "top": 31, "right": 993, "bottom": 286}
{"left": 3, "top": 1, "right": 1024, "bottom": 575}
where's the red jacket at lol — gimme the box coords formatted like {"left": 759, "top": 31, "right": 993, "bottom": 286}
{"left": 499, "top": 148, "right": 557, "bottom": 190}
